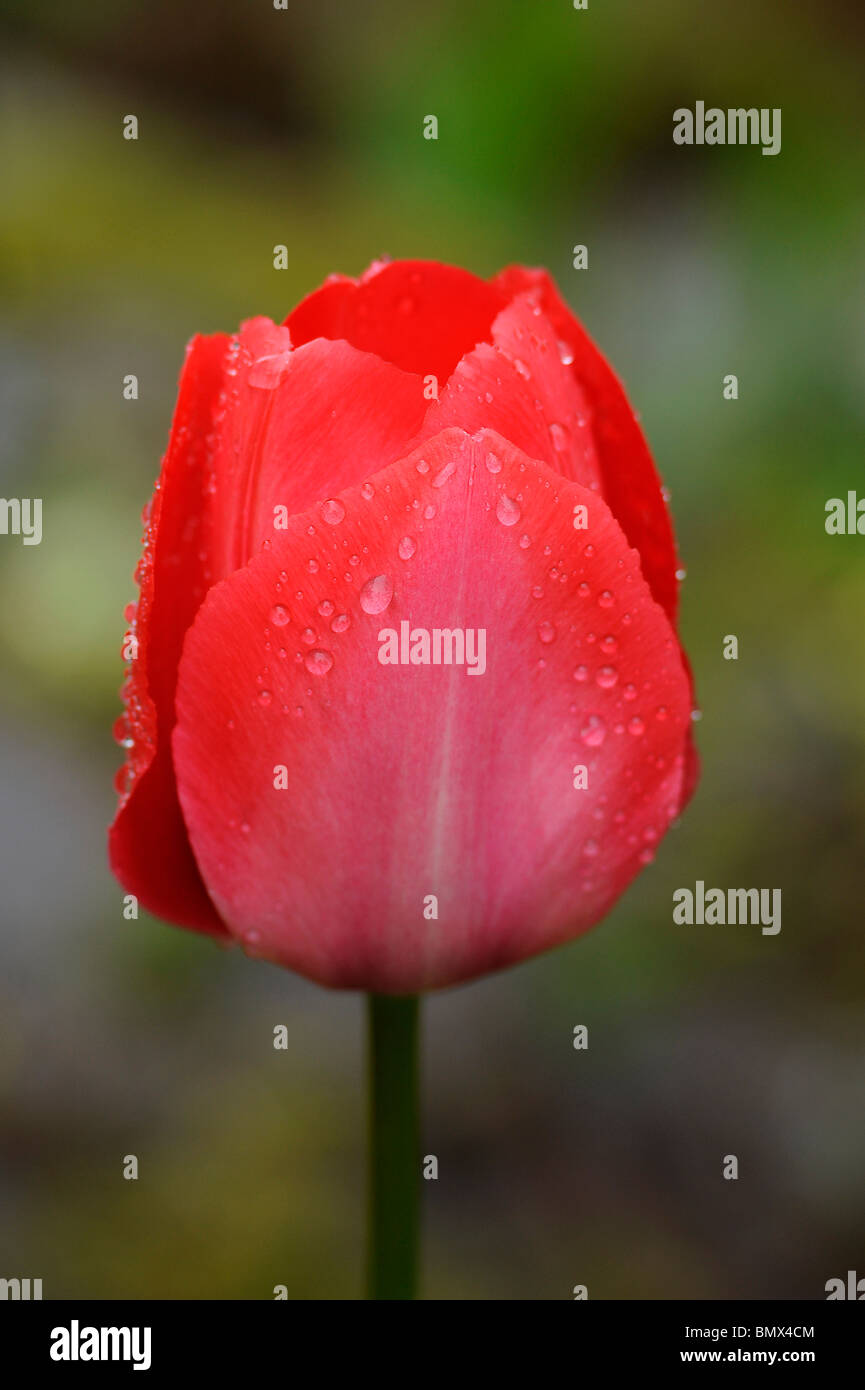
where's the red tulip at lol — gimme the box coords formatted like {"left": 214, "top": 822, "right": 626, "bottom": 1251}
{"left": 110, "top": 259, "right": 697, "bottom": 993}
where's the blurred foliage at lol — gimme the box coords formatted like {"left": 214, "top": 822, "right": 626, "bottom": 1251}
{"left": 1, "top": 0, "right": 864, "bottom": 1298}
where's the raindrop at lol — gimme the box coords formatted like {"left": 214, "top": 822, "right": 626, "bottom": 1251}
{"left": 596, "top": 665, "right": 618, "bottom": 689}
{"left": 432, "top": 458, "right": 457, "bottom": 487}
{"left": 301, "top": 627, "right": 317, "bottom": 645}
{"left": 579, "top": 715, "right": 607, "bottom": 748}
{"left": 361, "top": 482, "right": 376, "bottom": 499}
{"left": 573, "top": 664, "right": 589, "bottom": 683}
{"left": 270, "top": 604, "right": 290, "bottom": 626}
{"left": 317, "top": 599, "right": 334, "bottom": 617}
{"left": 331, "top": 612, "right": 351, "bottom": 634}
{"left": 537, "top": 621, "right": 556, "bottom": 644}
{"left": 398, "top": 536, "right": 416, "bottom": 560}
{"left": 600, "top": 634, "right": 617, "bottom": 654}
{"left": 321, "top": 498, "right": 345, "bottom": 525}
{"left": 598, "top": 589, "right": 614, "bottom": 608}
{"left": 304, "top": 649, "right": 333, "bottom": 676}
{"left": 495, "top": 493, "right": 521, "bottom": 526}
{"left": 359, "top": 574, "right": 394, "bottom": 614}
{"left": 549, "top": 422, "right": 569, "bottom": 452}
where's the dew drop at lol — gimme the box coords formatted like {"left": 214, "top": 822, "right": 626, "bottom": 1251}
{"left": 317, "top": 599, "right": 334, "bottom": 617}
{"left": 519, "top": 533, "right": 531, "bottom": 549}
{"left": 300, "top": 627, "right": 317, "bottom": 645}
{"left": 577, "top": 582, "right": 590, "bottom": 598}
{"left": 304, "top": 649, "right": 333, "bottom": 675}
{"left": 485, "top": 451, "right": 502, "bottom": 474}
{"left": 258, "top": 690, "right": 272, "bottom": 707}
{"left": 579, "top": 714, "right": 607, "bottom": 747}
{"left": 360, "top": 574, "right": 394, "bottom": 614}
{"left": 549, "top": 422, "right": 569, "bottom": 452}
{"left": 598, "top": 589, "right": 614, "bottom": 608}
{"left": 306, "top": 558, "right": 319, "bottom": 574}
{"left": 495, "top": 493, "right": 521, "bottom": 526}
{"left": 432, "top": 457, "right": 457, "bottom": 488}
{"left": 557, "top": 340, "right": 575, "bottom": 366}
{"left": 583, "top": 838, "right": 599, "bottom": 858}
{"left": 573, "top": 664, "right": 589, "bottom": 683}
{"left": 270, "top": 604, "right": 290, "bottom": 626}
{"left": 423, "top": 503, "right": 436, "bottom": 519}
{"left": 330, "top": 612, "right": 351, "bottom": 634}
{"left": 361, "top": 482, "right": 375, "bottom": 499}
{"left": 537, "top": 621, "right": 556, "bottom": 644}
{"left": 596, "top": 665, "right": 618, "bottom": 689}
{"left": 513, "top": 358, "right": 531, "bottom": 380}
{"left": 627, "top": 716, "right": 645, "bottom": 736}
{"left": 321, "top": 498, "right": 345, "bottom": 525}
{"left": 398, "top": 536, "right": 416, "bottom": 560}
{"left": 623, "top": 683, "right": 637, "bottom": 701}
{"left": 415, "top": 459, "right": 430, "bottom": 475}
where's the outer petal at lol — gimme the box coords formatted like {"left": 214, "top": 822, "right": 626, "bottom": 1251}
{"left": 492, "top": 265, "right": 680, "bottom": 622}
{"left": 111, "top": 326, "right": 428, "bottom": 929}
{"left": 173, "top": 427, "right": 692, "bottom": 992}
{"left": 285, "top": 259, "right": 507, "bottom": 384}
{"left": 110, "top": 332, "right": 232, "bottom": 933}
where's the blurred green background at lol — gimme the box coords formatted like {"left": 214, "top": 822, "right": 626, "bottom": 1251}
{"left": 1, "top": 0, "right": 864, "bottom": 1299}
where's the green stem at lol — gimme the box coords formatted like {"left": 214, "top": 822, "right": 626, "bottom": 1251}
{"left": 366, "top": 993, "right": 420, "bottom": 1300}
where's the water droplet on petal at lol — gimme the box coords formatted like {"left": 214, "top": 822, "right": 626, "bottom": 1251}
{"left": 360, "top": 573, "right": 394, "bottom": 614}
{"left": 432, "top": 458, "right": 457, "bottom": 487}
{"left": 270, "top": 604, "right": 290, "bottom": 626}
{"left": 398, "top": 536, "right": 416, "bottom": 560}
{"left": 331, "top": 612, "right": 351, "bottom": 633}
{"left": 301, "top": 627, "right": 317, "bottom": 645}
{"left": 519, "top": 533, "right": 531, "bottom": 549}
{"left": 513, "top": 358, "right": 531, "bottom": 380}
{"left": 415, "top": 459, "right": 429, "bottom": 475}
{"left": 306, "top": 558, "right": 319, "bottom": 573}
{"left": 627, "top": 716, "right": 645, "bottom": 736}
{"left": 557, "top": 340, "right": 575, "bottom": 365}
{"left": 623, "top": 682, "right": 637, "bottom": 701}
{"left": 600, "top": 634, "right": 617, "bottom": 655}
{"left": 361, "top": 482, "right": 375, "bottom": 499}
{"left": 596, "top": 665, "right": 618, "bottom": 688}
{"left": 321, "top": 498, "right": 345, "bottom": 525}
{"left": 537, "top": 621, "right": 556, "bottom": 644}
{"left": 598, "top": 589, "right": 614, "bottom": 608}
{"left": 495, "top": 493, "right": 521, "bottom": 526}
{"left": 583, "top": 838, "right": 599, "bottom": 858}
{"left": 317, "top": 599, "right": 334, "bottom": 617}
{"left": 580, "top": 714, "right": 607, "bottom": 747}
{"left": 304, "top": 649, "right": 333, "bottom": 675}
{"left": 258, "top": 689, "right": 272, "bottom": 707}
{"left": 549, "top": 422, "right": 569, "bottom": 452}
{"left": 485, "top": 451, "right": 502, "bottom": 474}
{"left": 573, "top": 664, "right": 589, "bottom": 683}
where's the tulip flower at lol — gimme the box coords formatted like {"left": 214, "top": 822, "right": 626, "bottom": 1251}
{"left": 110, "top": 259, "right": 697, "bottom": 1298}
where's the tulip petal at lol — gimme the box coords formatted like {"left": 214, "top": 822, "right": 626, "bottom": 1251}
{"left": 110, "top": 332, "right": 233, "bottom": 933}
{"left": 111, "top": 327, "right": 428, "bottom": 930}
{"left": 418, "top": 294, "right": 603, "bottom": 492}
{"left": 285, "top": 259, "right": 507, "bottom": 384}
{"left": 173, "top": 427, "right": 692, "bottom": 992}
{"left": 492, "top": 266, "right": 680, "bottom": 621}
